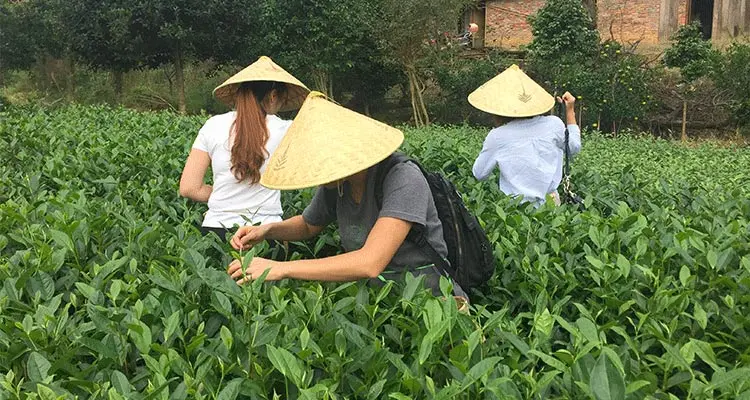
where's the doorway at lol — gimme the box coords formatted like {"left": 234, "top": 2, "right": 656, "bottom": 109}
{"left": 689, "top": 0, "right": 714, "bottom": 39}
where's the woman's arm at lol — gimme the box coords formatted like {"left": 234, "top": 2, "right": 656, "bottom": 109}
{"left": 472, "top": 135, "right": 499, "bottom": 181}
{"left": 231, "top": 215, "right": 325, "bottom": 251}
{"left": 556, "top": 92, "right": 582, "bottom": 155}
{"left": 179, "top": 149, "right": 213, "bottom": 202}
{"left": 228, "top": 217, "right": 412, "bottom": 283}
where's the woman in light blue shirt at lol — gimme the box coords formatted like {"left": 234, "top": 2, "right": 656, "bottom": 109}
{"left": 468, "top": 65, "right": 581, "bottom": 206}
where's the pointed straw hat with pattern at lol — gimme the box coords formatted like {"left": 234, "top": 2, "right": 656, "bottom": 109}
{"left": 213, "top": 56, "right": 310, "bottom": 111}
{"left": 468, "top": 64, "right": 555, "bottom": 118}
{"left": 261, "top": 92, "right": 404, "bottom": 190}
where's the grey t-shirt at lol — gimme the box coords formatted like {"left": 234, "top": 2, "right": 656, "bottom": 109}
{"left": 302, "top": 161, "right": 450, "bottom": 290}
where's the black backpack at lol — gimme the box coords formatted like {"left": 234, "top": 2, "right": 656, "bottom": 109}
{"left": 374, "top": 152, "right": 496, "bottom": 291}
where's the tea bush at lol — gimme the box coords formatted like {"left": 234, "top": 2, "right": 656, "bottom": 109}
{"left": 1, "top": 106, "right": 749, "bottom": 399}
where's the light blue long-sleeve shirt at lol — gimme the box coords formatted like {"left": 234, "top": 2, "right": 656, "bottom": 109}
{"left": 473, "top": 115, "right": 581, "bottom": 206}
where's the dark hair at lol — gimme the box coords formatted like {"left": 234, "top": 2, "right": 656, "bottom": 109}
{"left": 230, "top": 81, "right": 288, "bottom": 184}
{"left": 492, "top": 114, "right": 538, "bottom": 127}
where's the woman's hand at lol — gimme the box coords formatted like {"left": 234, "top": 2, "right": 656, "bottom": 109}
{"left": 231, "top": 225, "right": 271, "bottom": 251}
{"left": 556, "top": 92, "right": 577, "bottom": 125}
{"left": 557, "top": 92, "right": 576, "bottom": 110}
{"left": 227, "top": 257, "right": 284, "bottom": 284}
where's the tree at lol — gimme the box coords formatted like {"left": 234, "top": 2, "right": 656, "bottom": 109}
{"left": 373, "top": 0, "right": 471, "bottom": 126}
{"left": 192, "top": 0, "right": 263, "bottom": 67}
{"left": 256, "top": 0, "right": 384, "bottom": 99}
{"left": 0, "top": 2, "right": 38, "bottom": 80}
{"left": 0, "top": 0, "right": 73, "bottom": 94}
{"left": 125, "top": 0, "right": 216, "bottom": 114}
{"left": 61, "top": 0, "right": 145, "bottom": 100}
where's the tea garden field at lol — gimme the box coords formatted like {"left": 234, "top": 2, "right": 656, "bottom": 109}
{"left": 1, "top": 105, "right": 749, "bottom": 399}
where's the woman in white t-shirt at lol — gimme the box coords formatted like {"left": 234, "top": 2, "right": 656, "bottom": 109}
{"left": 179, "top": 56, "right": 309, "bottom": 237}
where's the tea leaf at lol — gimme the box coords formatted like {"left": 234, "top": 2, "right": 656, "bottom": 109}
{"left": 533, "top": 308, "right": 554, "bottom": 337}
{"left": 163, "top": 311, "right": 180, "bottom": 342}
{"left": 367, "top": 379, "right": 387, "bottom": 400}
{"left": 402, "top": 273, "right": 424, "bottom": 302}
{"left": 128, "top": 320, "right": 152, "bottom": 355}
{"left": 300, "top": 327, "right": 310, "bottom": 350}
{"left": 211, "top": 292, "right": 232, "bottom": 316}
{"left": 217, "top": 378, "right": 243, "bottom": 400}
{"left": 691, "top": 339, "right": 720, "bottom": 371}
{"left": 708, "top": 368, "right": 750, "bottom": 391}
{"left": 49, "top": 229, "right": 74, "bottom": 253}
{"left": 707, "top": 249, "right": 718, "bottom": 269}
{"left": 220, "top": 325, "right": 233, "bottom": 351}
{"left": 267, "top": 345, "right": 305, "bottom": 387}
{"left": 27, "top": 352, "right": 51, "bottom": 382}
{"left": 576, "top": 318, "right": 600, "bottom": 345}
{"left": 693, "top": 302, "right": 707, "bottom": 330}
{"left": 591, "top": 353, "right": 626, "bottom": 400}
{"left": 679, "top": 265, "right": 691, "bottom": 287}
{"left": 616, "top": 255, "right": 631, "bottom": 278}
{"left": 75, "top": 282, "right": 97, "bottom": 302}
{"left": 499, "top": 331, "right": 530, "bottom": 355}
{"left": 625, "top": 380, "right": 651, "bottom": 394}
{"left": 461, "top": 356, "right": 501, "bottom": 389}
{"left": 37, "top": 384, "right": 57, "bottom": 400}
{"left": 528, "top": 350, "right": 566, "bottom": 371}
{"left": 110, "top": 370, "right": 131, "bottom": 395}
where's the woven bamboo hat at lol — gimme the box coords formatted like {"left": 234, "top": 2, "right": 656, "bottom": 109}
{"left": 261, "top": 92, "right": 404, "bottom": 190}
{"left": 468, "top": 64, "right": 555, "bottom": 117}
{"left": 213, "top": 56, "right": 310, "bottom": 112}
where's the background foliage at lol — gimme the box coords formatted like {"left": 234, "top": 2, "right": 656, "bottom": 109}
{"left": 1, "top": 0, "right": 749, "bottom": 136}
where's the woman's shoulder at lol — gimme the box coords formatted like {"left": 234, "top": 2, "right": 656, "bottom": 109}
{"left": 536, "top": 114, "right": 565, "bottom": 128}
{"left": 201, "top": 111, "right": 236, "bottom": 130}
{"left": 381, "top": 161, "right": 428, "bottom": 190}
{"left": 266, "top": 114, "right": 293, "bottom": 135}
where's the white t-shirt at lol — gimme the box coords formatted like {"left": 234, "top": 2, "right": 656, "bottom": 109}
{"left": 191, "top": 111, "right": 292, "bottom": 228}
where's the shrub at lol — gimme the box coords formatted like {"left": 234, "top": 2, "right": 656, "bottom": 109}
{"left": 663, "top": 22, "right": 722, "bottom": 82}
{"left": 714, "top": 42, "right": 750, "bottom": 130}
{"left": 526, "top": 0, "right": 599, "bottom": 62}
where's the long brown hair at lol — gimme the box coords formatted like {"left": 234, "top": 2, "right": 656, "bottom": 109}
{"left": 230, "top": 81, "right": 287, "bottom": 184}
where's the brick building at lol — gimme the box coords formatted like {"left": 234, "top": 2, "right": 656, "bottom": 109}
{"left": 464, "top": 0, "right": 750, "bottom": 51}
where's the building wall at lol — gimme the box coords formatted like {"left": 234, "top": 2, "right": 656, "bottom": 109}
{"left": 485, "top": 0, "right": 546, "bottom": 48}
{"left": 712, "top": 0, "right": 750, "bottom": 42}
{"left": 484, "top": 0, "right": 690, "bottom": 50}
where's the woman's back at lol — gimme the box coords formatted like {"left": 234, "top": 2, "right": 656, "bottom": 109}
{"left": 473, "top": 115, "right": 581, "bottom": 205}
{"left": 193, "top": 111, "right": 291, "bottom": 226}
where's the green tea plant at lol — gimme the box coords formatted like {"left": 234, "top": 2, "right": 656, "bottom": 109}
{"left": 1, "top": 106, "right": 749, "bottom": 399}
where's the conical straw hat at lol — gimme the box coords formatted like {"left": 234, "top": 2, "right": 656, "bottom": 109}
{"left": 213, "top": 56, "right": 310, "bottom": 112}
{"left": 468, "top": 64, "right": 555, "bottom": 117}
{"left": 261, "top": 93, "right": 404, "bottom": 190}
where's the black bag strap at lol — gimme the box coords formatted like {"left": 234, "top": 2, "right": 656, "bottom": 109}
{"left": 558, "top": 102, "right": 577, "bottom": 201}
{"left": 559, "top": 102, "right": 572, "bottom": 178}
{"left": 374, "top": 153, "right": 456, "bottom": 281}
